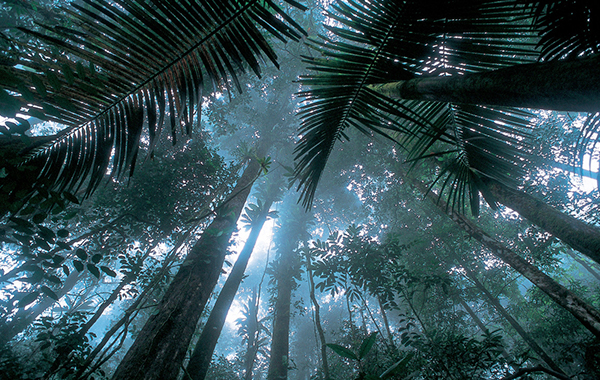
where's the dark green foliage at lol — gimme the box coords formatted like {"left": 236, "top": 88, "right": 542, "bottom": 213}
{"left": 0, "top": 311, "right": 99, "bottom": 380}
{"left": 408, "top": 329, "right": 507, "bottom": 380}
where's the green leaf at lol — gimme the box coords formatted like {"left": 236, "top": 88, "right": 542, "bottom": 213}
{"left": 359, "top": 332, "right": 378, "bottom": 359}
{"left": 100, "top": 266, "right": 117, "bottom": 277}
{"left": 91, "top": 253, "right": 102, "bottom": 264}
{"left": 10, "top": 216, "right": 34, "bottom": 229}
{"left": 62, "top": 63, "right": 75, "bottom": 85}
{"left": 32, "top": 213, "right": 47, "bottom": 224}
{"left": 73, "top": 260, "right": 84, "bottom": 272}
{"left": 31, "top": 74, "right": 47, "bottom": 98}
{"left": 76, "top": 61, "right": 87, "bottom": 80}
{"left": 87, "top": 264, "right": 100, "bottom": 278}
{"left": 326, "top": 343, "right": 358, "bottom": 360}
{"left": 75, "top": 248, "right": 87, "bottom": 261}
{"left": 63, "top": 210, "right": 79, "bottom": 220}
{"left": 46, "top": 70, "right": 62, "bottom": 91}
{"left": 18, "top": 291, "right": 39, "bottom": 308}
{"left": 57, "top": 241, "right": 71, "bottom": 250}
{"left": 62, "top": 191, "right": 80, "bottom": 204}
{"left": 56, "top": 229, "right": 69, "bottom": 238}
{"left": 40, "top": 286, "right": 59, "bottom": 301}
{"left": 380, "top": 352, "right": 415, "bottom": 378}
{"left": 62, "top": 264, "right": 70, "bottom": 276}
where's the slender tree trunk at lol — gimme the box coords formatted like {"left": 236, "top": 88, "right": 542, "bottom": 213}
{"left": 73, "top": 228, "right": 196, "bottom": 380}
{"left": 485, "top": 179, "right": 600, "bottom": 264}
{"left": 45, "top": 237, "right": 163, "bottom": 378}
{"left": 0, "top": 270, "right": 82, "bottom": 346}
{"left": 448, "top": 204, "right": 600, "bottom": 339}
{"left": 370, "top": 55, "right": 600, "bottom": 112}
{"left": 45, "top": 276, "right": 131, "bottom": 378}
{"left": 111, "top": 158, "right": 261, "bottom": 380}
{"left": 267, "top": 248, "right": 297, "bottom": 380}
{"left": 305, "top": 249, "right": 329, "bottom": 380}
{"left": 243, "top": 289, "right": 261, "bottom": 380}
{"left": 376, "top": 294, "right": 395, "bottom": 349}
{"left": 410, "top": 178, "right": 600, "bottom": 339}
{"left": 462, "top": 266, "right": 566, "bottom": 375}
{"left": 458, "top": 298, "right": 489, "bottom": 333}
{"left": 185, "top": 196, "right": 275, "bottom": 380}
{"left": 459, "top": 297, "right": 528, "bottom": 373}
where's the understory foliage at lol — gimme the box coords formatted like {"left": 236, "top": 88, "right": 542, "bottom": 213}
{"left": 1, "top": 0, "right": 600, "bottom": 380}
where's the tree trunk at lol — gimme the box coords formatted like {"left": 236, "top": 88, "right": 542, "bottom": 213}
{"left": 485, "top": 179, "right": 600, "bottom": 264}
{"left": 267, "top": 251, "right": 296, "bottom": 380}
{"left": 73, "top": 227, "right": 198, "bottom": 380}
{"left": 462, "top": 266, "right": 566, "bottom": 375}
{"left": 185, "top": 196, "right": 275, "bottom": 380}
{"left": 376, "top": 294, "right": 395, "bottom": 350}
{"left": 410, "top": 177, "right": 600, "bottom": 339}
{"left": 305, "top": 249, "right": 329, "bottom": 380}
{"left": 242, "top": 289, "right": 261, "bottom": 380}
{"left": 458, "top": 297, "right": 519, "bottom": 372}
{"left": 370, "top": 55, "right": 600, "bottom": 112}
{"left": 45, "top": 238, "right": 162, "bottom": 378}
{"left": 111, "top": 158, "right": 261, "bottom": 380}
{"left": 0, "top": 270, "right": 82, "bottom": 346}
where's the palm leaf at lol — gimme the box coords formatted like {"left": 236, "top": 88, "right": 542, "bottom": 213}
{"left": 1, "top": 0, "right": 305, "bottom": 201}
{"left": 527, "top": 0, "right": 600, "bottom": 60}
{"left": 295, "top": 0, "right": 543, "bottom": 211}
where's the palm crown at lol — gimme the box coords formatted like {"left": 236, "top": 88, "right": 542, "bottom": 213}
{"left": 0, "top": 0, "right": 304, "bottom": 209}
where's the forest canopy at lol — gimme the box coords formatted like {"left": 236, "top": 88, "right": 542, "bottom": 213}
{"left": 1, "top": 0, "right": 600, "bottom": 379}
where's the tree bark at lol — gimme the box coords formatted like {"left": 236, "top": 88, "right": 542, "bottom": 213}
{"left": 111, "top": 158, "right": 261, "bottom": 380}
{"left": 185, "top": 196, "right": 275, "bottom": 380}
{"left": 305, "top": 249, "right": 330, "bottom": 380}
{"left": 370, "top": 55, "right": 600, "bottom": 112}
{"left": 485, "top": 179, "right": 600, "bottom": 264}
{"left": 267, "top": 252, "right": 295, "bottom": 380}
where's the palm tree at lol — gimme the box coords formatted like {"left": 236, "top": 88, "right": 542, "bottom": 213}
{"left": 293, "top": 0, "right": 600, "bottom": 262}
{"left": 0, "top": 0, "right": 305, "bottom": 211}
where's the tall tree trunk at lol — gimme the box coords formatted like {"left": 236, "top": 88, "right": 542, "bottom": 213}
{"left": 410, "top": 177, "right": 600, "bottom": 339}
{"left": 462, "top": 265, "right": 566, "bottom": 375}
{"left": 370, "top": 55, "right": 600, "bottom": 112}
{"left": 485, "top": 179, "right": 600, "bottom": 264}
{"left": 111, "top": 158, "right": 261, "bottom": 380}
{"left": 0, "top": 270, "right": 82, "bottom": 346}
{"left": 185, "top": 196, "right": 275, "bottom": 380}
{"left": 242, "top": 288, "right": 261, "bottom": 380}
{"left": 305, "top": 249, "right": 329, "bottom": 380}
{"left": 267, "top": 251, "right": 295, "bottom": 380}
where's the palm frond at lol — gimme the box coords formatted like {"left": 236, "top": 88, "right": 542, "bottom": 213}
{"left": 2, "top": 0, "right": 305, "bottom": 201}
{"left": 295, "top": 0, "right": 540, "bottom": 210}
{"left": 527, "top": 0, "right": 600, "bottom": 60}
